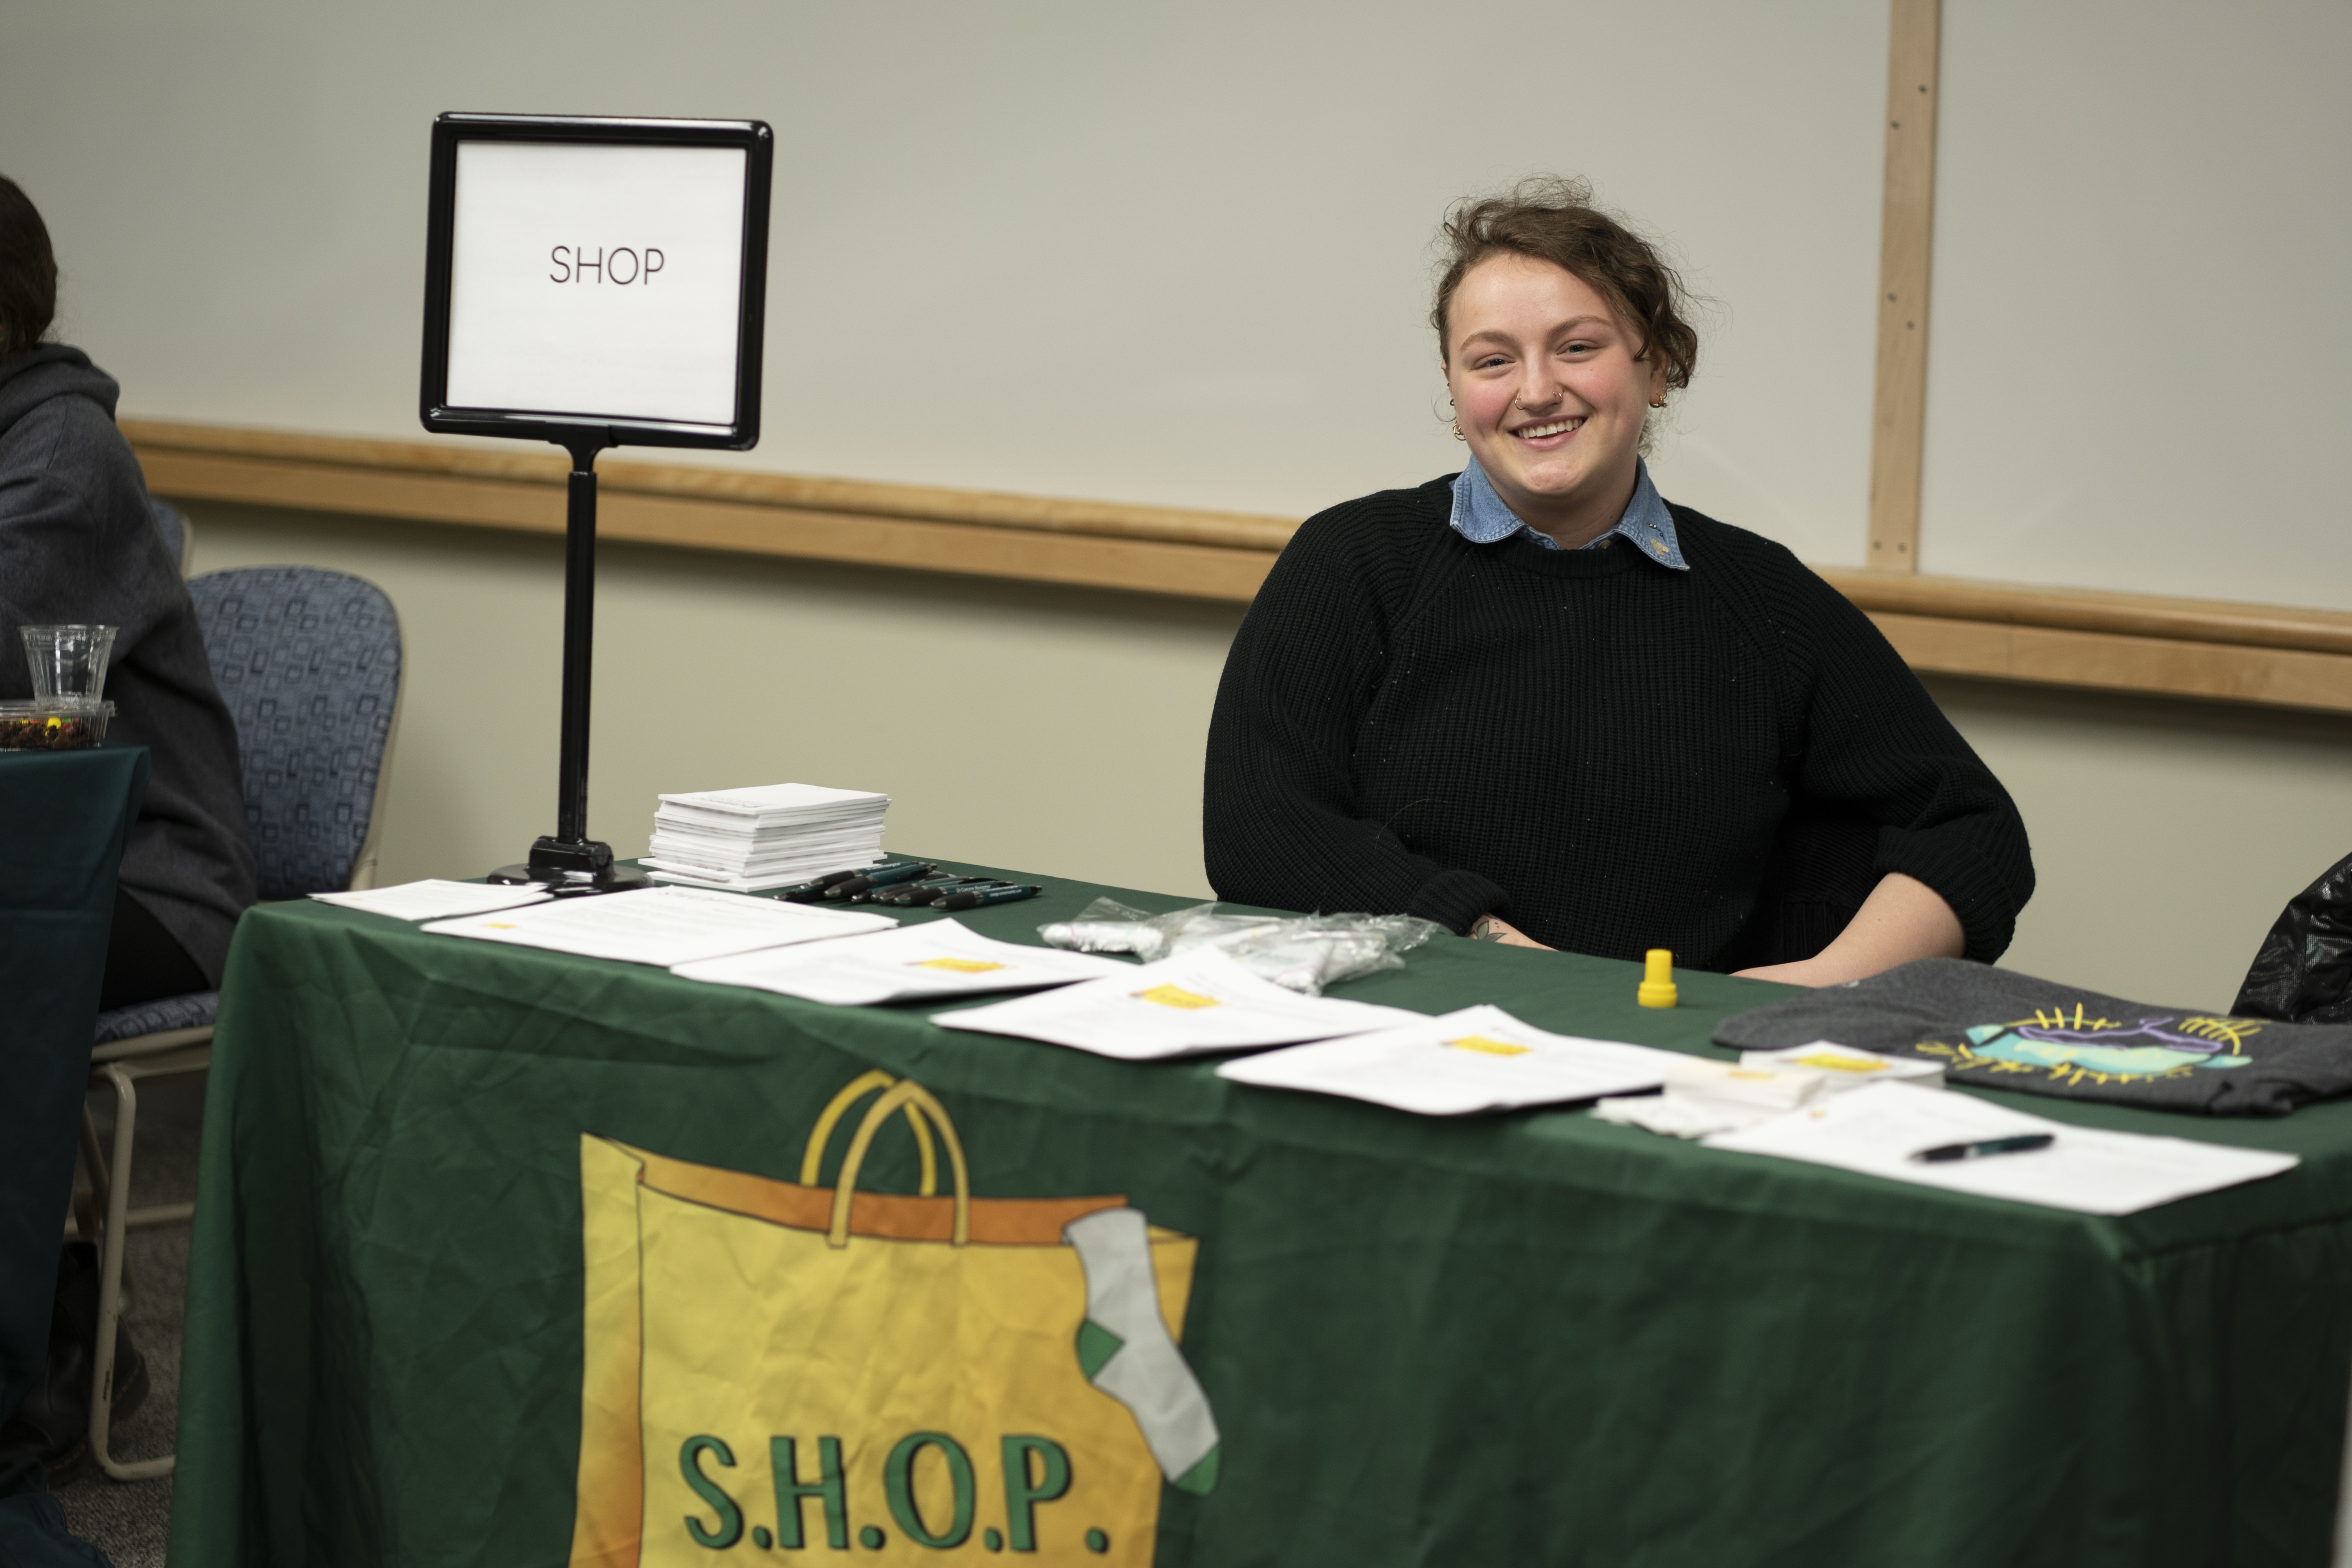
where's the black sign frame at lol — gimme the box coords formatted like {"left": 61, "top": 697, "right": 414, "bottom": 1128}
{"left": 419, "top": 111, "right": 772, "bottom": 452}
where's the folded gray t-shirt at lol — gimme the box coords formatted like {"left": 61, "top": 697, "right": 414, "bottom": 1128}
{"left": 1715, "top": 958, "right": 2352, "bottom": 1116}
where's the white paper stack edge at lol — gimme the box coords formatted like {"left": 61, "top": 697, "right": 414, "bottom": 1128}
{"left": 642, "top": 782, "right": 890, "bottom": 891}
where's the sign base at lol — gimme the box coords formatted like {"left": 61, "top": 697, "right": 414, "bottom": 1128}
{"left": 489, "top": 837, "right": 652, "bottom": 895}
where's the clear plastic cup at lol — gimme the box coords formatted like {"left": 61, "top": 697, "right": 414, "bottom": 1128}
{"left": 20, "top": 624, "right": 117, "bottom": 701}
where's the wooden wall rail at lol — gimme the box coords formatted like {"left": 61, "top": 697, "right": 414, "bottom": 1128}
{"left": 125, "top": 419, "right": 1294, "bottom": 603}
{"left": 125, "top": 419, "right": 2352, "bottom": 717}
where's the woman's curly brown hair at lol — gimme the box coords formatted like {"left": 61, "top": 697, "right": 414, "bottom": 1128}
{"left": 1432, "top": 176, "right": 1698, "bottom": 398}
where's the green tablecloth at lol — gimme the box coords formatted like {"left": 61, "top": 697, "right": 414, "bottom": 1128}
{"left": 0, "top": 745, "right": 148, "bottom": 1564}
{"left": 171, "top": 858, "right": 2352, "bottom": 1568}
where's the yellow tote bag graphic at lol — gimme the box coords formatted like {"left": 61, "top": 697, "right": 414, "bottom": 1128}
{"left": 570, "top": 1071, "right": 1218, "bottom": 1566}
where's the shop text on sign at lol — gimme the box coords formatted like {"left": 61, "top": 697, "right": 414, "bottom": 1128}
{"left": 550, "top": 245, "right": 663, "bottom": 285}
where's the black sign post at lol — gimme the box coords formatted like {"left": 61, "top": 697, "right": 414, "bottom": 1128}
{"left": 419, "top": 112, "right": 772, "bottom": 891}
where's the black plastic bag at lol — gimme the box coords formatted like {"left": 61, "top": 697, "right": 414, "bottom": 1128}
{"left": 2234, "top": 852, "right": 2352, "bottom": 1024}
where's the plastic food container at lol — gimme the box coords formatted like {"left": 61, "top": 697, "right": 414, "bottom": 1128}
{"left": 0, "top": 699, "right": 116, "bottom": 751}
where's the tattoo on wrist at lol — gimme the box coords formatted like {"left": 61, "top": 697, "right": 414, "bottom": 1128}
{"left": 1471, "top": 916, "right": 1506, "bottom": 942}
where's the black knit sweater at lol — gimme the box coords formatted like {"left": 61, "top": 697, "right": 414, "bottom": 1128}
{"left": 1202, "top": 476, "right": 2033, "bottom": 970}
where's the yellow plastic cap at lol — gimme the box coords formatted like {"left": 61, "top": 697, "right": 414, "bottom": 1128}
{"left": 1637, "top": 948, "right": 1678, "bottom": 1009}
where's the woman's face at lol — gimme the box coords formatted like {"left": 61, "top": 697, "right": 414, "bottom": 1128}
{"left": 1443, "top": 253, "right": 1663, "bottom": 543}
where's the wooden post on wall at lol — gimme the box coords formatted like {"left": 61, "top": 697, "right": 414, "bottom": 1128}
{"left": 1867, "top": 0, "right": 1941, "bottom": 572}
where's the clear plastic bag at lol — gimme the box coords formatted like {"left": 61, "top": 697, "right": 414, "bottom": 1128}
{"left": 1036, "top": 899, "right": 1283, "bottom": 962}
{"left": 1038, "top": 898, "right": 1439, "bottom": 994}
{"left": 1035, "top": 897, "right": 1166, "bottom": 955}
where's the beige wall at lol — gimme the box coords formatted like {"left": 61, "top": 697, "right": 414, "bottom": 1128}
{"left": 5, "top": 0, "right": 1890, "bottom": 566}
{"left": 1922, "top": 0, "right": 2352, "bottom": 607}
{"left": 187, "top": 503, "right": 2352, "bottom": 1012}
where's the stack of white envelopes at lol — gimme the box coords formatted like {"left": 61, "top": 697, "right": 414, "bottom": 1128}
{"left": 643, "top": 782, "right": 889, "bottom": 891}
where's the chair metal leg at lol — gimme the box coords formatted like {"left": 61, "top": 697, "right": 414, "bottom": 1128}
{"left": 89, "top": 1062, "right": 172, "bottom": 1481}
{"left": 77, "top": 1106, "right": 111, "bottom": 1223}
{"left": 74, "top": 1103, "right": 140, "bottom": 1302}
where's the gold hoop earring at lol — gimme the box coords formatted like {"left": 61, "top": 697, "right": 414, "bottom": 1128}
{"left": 1452, "top": 419, "right": 1466, "bottom": 441}
{"left": 1648, "top": 397, "right": 1667, "bottom": 409}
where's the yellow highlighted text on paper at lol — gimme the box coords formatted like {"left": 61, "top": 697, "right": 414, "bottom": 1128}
{"left": 910, "top": 957, "right": 1006, "bottom": 973}
{"left": 1135, "top": 985, "right": 1221, "bottom": 1011}
{"left": 1445, "top": 1035, "right": 1531, "bottom": 1057}
{"left": 1788, "top": 1053, "right": 1887, "bottom": 1074}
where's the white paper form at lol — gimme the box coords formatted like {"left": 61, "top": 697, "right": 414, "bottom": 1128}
{"left": 421, "top": 884, "right": 893, "bottom": 967}
{"left": 1219, "top": 1004, "right": 1694, "bottom": 1114}
{"left": 310, "top": 880, "right": 555, "bottom": 921}
{"left": 934, "top": 946, "right": 1418, "bottom": 1060}
{"left": 1703, "top": 1082, "right": 2299, "bottom": 1215}
{"left": 673, "top": 918, "right": 1130, "bottom": 1005}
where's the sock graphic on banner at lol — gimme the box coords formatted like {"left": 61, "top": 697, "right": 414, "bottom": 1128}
{"left": 1063, "top": 1207, "right": 1221, "bottom": 1495}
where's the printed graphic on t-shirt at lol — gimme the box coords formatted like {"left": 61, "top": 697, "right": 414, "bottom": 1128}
{"left": 1713, "top": 958, "right": 2352, "bottom": 1116}
{"left": 1916, "top": 1007, "right": 2259, "bottom": 1089}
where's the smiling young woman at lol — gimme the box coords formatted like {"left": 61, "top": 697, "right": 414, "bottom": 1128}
{"left": 1201, "top": 178, "right": 2035, "bottom": 986}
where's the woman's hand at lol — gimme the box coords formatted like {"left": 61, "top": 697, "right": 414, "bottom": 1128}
{"left": 1469, "top": 913, "right": 1553, "bottom": 949}
{"left": 1733, "top": 871, "right": 1964, "bottom": 988}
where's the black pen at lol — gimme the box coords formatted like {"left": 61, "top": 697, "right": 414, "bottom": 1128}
{"left": 877, "top": 877, "right": 994, "bottom": 907}
{"left": 824, "top": 862, "right": 937, "bottom": 899}
{"left": 1908, "top": 1133, "right": 2054, "bottom": 1164}
{"left": 907, "top": 880, "right": 1018, "bottom": 907}
{"left": 860, "top": 878, "right": 982, "bottom": 906}
{"left": 936, "top": 884, "right": 1041, "bottom": 912}
{"left": 775, "top": 867, "right": 887, "bottom": 902}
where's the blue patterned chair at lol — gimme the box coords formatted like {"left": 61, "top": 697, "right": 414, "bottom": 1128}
{"left": 80, "top": 564, "right": 401, "bottom": 1479}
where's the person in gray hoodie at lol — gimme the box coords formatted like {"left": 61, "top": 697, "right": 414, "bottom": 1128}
{"left": 0, "top": 177, "right": 254, "bottom": 1007}
{"left": 0, "top": 174, "right": 254, "bottom": 1521}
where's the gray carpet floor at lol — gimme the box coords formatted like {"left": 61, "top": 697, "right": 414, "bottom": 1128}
{"left": 52, "top": 1070, "right": 206, "bottom": 1568}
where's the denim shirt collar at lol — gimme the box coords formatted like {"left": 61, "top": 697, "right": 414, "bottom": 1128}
{"left": 1447, "top": 456, "right": 1688, "bottom": 570}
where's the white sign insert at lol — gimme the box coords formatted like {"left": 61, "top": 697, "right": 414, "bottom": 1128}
{"left": 444, "top": 141, "right": 747, "bottom": 426}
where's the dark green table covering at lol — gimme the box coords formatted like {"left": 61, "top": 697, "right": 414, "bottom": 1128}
{"left": 0, "top": 744, "right": 147, "bottom": 1565}
{"left": 171, "top": 858, "right": 2352, "bottom": 1568}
